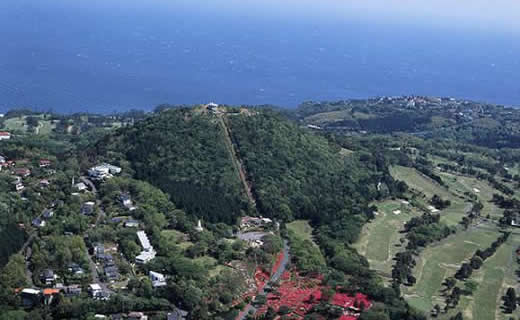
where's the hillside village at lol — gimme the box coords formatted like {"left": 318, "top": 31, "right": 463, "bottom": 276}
{"left": 1, "top": 101, "right": 520, "bottom": 320}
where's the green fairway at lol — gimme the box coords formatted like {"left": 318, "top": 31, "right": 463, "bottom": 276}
{"left": 404, "top": 227, "right": 500, "bottom": 313}
{"left": 390, "top": 165, "right": 469, "bottom": 226}
{"left": 354, "top": 200, "right": 421, "bottom": 276}
{"left": 439, "top": 171, "right": 504, "bottom": 219}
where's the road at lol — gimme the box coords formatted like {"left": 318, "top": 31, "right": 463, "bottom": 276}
{"left": 237, "top": 240, "right": 290, "bottom": 320}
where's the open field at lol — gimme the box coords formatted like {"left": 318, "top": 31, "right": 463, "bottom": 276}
{"left": 354, "top": 200, "right": 421, "bottom": 276}
{"left": 286, "top": 220, "right": 315, "bottom": 245}
{"left": 390, "top": 165, "right": 469, "bottom": 226}
{"left": 3, "top": 115, "right": 56, "bottom": 134}
{"left": 403, "top": 227, "right": 501, "bottom": 313}
{"left": 436, "top": 232, "right": 520, "bottom": 320}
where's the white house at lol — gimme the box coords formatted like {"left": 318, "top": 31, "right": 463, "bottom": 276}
{"left": 149, "top": 271, "right": 167, "bottom": 287}
{"left": 75, "top": 182, "right": 88, "bottom": 192}
{"left": 89, "top": 283, "right": 103, "bottom": 298}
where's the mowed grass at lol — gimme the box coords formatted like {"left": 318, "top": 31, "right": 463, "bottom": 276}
{"left": 404, "top": 228, "right": 500, "bottom": 313}
{"left": 439, "top": 171, "right": 504, "bottom": 219}
{"left": 354, "top": 200, "right": 421, "bottom": 276}
{"left": 390, "top": 165, "right": 469, "bottom": 226}
{"left": 286, "top": 220, "right": 315, "bottom": 245}
{"left": 3, "top": 115, "right": 56, "bottom": 134}
{"left": 437, "top": 233, "right": 520, "bottom": 320}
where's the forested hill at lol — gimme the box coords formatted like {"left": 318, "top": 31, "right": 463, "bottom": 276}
{"left": 91, "top": 107, "right": 392, "bottom": 234}
{"left": 294, "top": 96, "right": 520, "bottom": 148}
{"left": 92, "top": 108, "right": 249, "bottom": 224}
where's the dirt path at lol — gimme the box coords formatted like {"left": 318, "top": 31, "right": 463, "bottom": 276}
{"left": 218, "top": 116, "right": 256, "bottom": 208}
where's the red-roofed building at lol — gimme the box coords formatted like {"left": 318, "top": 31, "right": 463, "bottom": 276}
{"left": 13, "top": 168, "right": 31, "bottom": 177}
{"left": 39, "top": 159, "right": 51, "bottom": 168}
{"left": 0, "top": 131, "right": 11, "bottom": 140}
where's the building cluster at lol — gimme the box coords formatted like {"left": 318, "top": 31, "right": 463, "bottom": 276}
{"left": 94, "top": 243, "right": 121, "bottom": 282}
{"left": 88, "top": 163, "right": 122, "bottom": 180}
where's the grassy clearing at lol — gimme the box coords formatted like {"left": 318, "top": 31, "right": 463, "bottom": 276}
{"left": 404, "top": 227, "right": 500, "bottom": 313}
{"left": 3, "top": 115, "right": 56, "bottom": 134}
{"left": 286, "top": 220, "right": 316, "bottom": 245}
{"left": 354, "top": 200, "right": 421, "bottom": 276}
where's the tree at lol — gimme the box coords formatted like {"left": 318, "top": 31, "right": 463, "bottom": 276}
{"left": 463, "top": 280, "right": 478, "bottom": 295}
{"left": 504, "top": 287, "right": 517, "bottom": 313}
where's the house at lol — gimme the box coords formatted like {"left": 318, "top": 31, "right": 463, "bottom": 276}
{"left": 32, "top": 217, "right": 46, "bottom": 228}
{"left": 21, "top": 288, "right": 41, "bottom": 307}
{"left": 62, "top": 285, "right": 82, "bottom": 296}
{"left": 42, "top": 209, "right": 54, "bottom": 219}
{"left": 13, "top": 168, "right": 31, "bottom": 177}
{"left": 128, "top": 312, "right": 148, "bottom": 320}
{"left": 13, "top": 181, "right": 24, "bottom": 192}
{"left": 0, "top": 155, "right": 5, "bottom": 163}
{"left": 40, "top": 269, "right": 56, "bottom": 285}
{"left": 167, "top": 308, "right": 188, "bottom": 320}
{"left": 149, "top": 271, "right": 167, "bottom": 287}
{"left": 40, "top": 179, "right": 50, "bottom": 187}
{"left": 124, "top": 220, "right": 139, "bottom": 228}
{"left": 94, "top": 243, "right": 105, "bottom": 259}
{"left": 67, "top": 263, "right": 85, "bottom": 275}
{"left": 81, "top": 202, "right": 96, "bottom": 215}
{"left": 43, "top": 288, "right": 60, "bottom": 305}
{"left": 75, "top": 182, "right": 88, "bottom": 192}
{"left": 89, "top": 284, "right": 108, "bottom": 300}
{"left": 39, "top": 159, "right": 51, "bottom": 168}
{"left": 137, "top": 230, "right": 152, "bottom": 251}
{"left": 104, "top": 265, "right": 120, "bottom": 282}
{"left": 119, "top": 193, "right": 133, "bottom": 208}
{"left": 0, "top": 131, "right": 11, "bottom": 140}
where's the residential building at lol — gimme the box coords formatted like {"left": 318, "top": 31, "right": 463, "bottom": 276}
{"left": 40, "top": 269, "right": 56, "bottom": 285}
{"left": 124, "top": 220, "right": 139, "bottom": 228}
{"left": 149, "top": 271, "right": 167, "bottom": 287}
{"left": 42, "top": 209, "right": 54, "bottom": 219}
{"left": 21, "top": 288, "right": 41, "bottom": 307}
{"left": 75, "top": 182, "right": 88, "bottom": 192}
{"left": 39, "top": 159, "right": 51, "bottom": 168}
{"left": 62, "top": 285, "right": 82, "bottom": 296}
{"left": 0, "top": 131, "right": 11, "bottom": 140}
{"left": 89, "top": 284, "right": 107, "bottom": 300}
{"left": 13, "top": 168, "right": 31, "bottom": 177}
{"left": 81, "top": 202, "right": 96, "bottom": 215}
{"left": 32, "top": 217, "right": 46, "bottom": 228}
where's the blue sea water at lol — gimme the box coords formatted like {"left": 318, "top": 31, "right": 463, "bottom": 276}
{"left": 1, "top": 0, "right": 519, "bottom": 113}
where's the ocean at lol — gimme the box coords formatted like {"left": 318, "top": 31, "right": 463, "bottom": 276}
{"left": 1, "top": 0, "right": 519, "bottom": 113}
